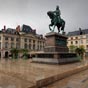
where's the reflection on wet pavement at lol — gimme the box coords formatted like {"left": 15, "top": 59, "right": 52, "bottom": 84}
{"left": 0, "top": 59, "right": 88, "bottom": 88}
{"left": 47, "top": 69, "right": 88, "bottom": 88}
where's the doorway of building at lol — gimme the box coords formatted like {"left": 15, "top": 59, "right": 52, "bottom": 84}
{"left": 5, "top": 51, "right": 9, "bottom": 58}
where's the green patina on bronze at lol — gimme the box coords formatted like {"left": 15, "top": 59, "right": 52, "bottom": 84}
{"left": 56, "top": 38, "right": 67, "bottom": 46}
{"left": 47, "top": 5, "right": 65, "bottom": 33}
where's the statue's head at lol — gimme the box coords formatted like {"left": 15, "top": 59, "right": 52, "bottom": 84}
{"left": 56, "top": 5, "right": 59, "bottom": 10}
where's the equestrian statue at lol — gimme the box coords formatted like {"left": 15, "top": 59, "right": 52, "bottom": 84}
{"left": 47, "top": 5, "right": 65, "bottom": 34}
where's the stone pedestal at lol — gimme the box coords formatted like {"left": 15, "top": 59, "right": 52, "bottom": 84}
{"left": 32, "top": 32, "right": 79, "bottom": 64}
{"left": 44, "top": 32, "right": 68, "bottom": 52}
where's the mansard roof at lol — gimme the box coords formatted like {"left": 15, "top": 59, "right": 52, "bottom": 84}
{"left": 67, "top": 29, "right": 88, "bottom": 36}
{"left": 21, "top": 24, "right": 36, "bottom": 34}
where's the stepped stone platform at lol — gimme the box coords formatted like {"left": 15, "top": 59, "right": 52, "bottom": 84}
{"left": 32, "top": 32, "right": 79, "bottom": 64}
{"left": 32, "top": 52, "right": 79, "bottom": 64}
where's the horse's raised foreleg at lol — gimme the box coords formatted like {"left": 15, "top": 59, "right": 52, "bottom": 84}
{"left": 49, "top": 24, "right": 52, "bottom": 31}
{"left": 49, "top": 24, "right": 54, "bottom": 32}
{"left": 53, "top": 25, "right": 55, "bottom": 32}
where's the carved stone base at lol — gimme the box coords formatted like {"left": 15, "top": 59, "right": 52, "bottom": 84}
{"left": 32, "top": 32, "right": 79, "bottom": 64}
{"left": 44, "top": 32, "right": 68, "bottom": 52}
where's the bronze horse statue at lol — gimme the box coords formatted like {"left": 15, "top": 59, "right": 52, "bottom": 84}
{"left": 47, "top": 11, "right": 65, "bottom": 33}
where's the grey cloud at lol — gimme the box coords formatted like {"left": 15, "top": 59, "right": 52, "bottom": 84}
{"left": 0, "top": 0, "right": 88, "bottom": 34}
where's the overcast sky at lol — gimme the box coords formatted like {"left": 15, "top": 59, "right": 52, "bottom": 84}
{"left": 0, "top": 0, "right": 88, "bottom": 35}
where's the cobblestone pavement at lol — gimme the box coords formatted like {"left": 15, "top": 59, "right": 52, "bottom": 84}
{"left": 0, "top": 58, "right": 87, "bottom": 88}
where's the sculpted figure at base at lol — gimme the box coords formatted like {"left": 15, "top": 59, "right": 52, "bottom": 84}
{"left": 47, "top": 5, "right": 65, "bottom": 34}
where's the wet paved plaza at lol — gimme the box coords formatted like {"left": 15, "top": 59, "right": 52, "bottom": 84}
{"left": 46, "top": 68, "right": 88, "bottom": 88}
{"left": 0, "top": 59, "right": 87, "bottom": 88}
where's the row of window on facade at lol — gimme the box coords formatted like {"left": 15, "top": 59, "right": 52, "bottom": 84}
{"left": 24, "top": 43, "right": 44, "bottom": 51}
{"left": 0, "top": 42, "right": 20, "bottom": 49}
{"left": 4, "top": 37, "right": 19, "bottom": 41}
{"left": 0, "top": 42, "right": 44, "bottom": 51}
{"left": 70, "top": 39, "right": 88, "bottom": 45}
{"left": 69, "top": 45, "right": 88, "bottom": 50}
{"left": 69, "top": 35, "right": 88, "bottom": 40}
{"left": 71, "top": 40, "right": 82, "bottom": 44}
{"left": 2, "top": 37, "right": 44, "bottom": 45}
{"left": 24, "top": 38, "right": 44, "bottom": 45}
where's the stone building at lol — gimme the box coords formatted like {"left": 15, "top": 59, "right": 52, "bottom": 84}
{"left": 67, "top": 28, "right": 88, "bottom": 53}
{"left": 0, "top": 24, "right": 45, "bottom": 58}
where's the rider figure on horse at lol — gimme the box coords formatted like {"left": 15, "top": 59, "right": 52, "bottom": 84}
{"left": 47, "top": 5, "right": 65, "bottom": 34}
{"left": 53, "top": 5, "right": 61, "bottom": 23}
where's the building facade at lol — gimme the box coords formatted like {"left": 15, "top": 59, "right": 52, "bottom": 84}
{"left": 67, "top": 28, "right": 88, "bottom": 53}
{"left": 0, "top": 24, "right": 45, "bottom": 58}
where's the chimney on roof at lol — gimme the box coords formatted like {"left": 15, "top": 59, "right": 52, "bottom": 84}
{"left": 4, "top": 25, "right": 6, "bottom": 30}
{"left": 33, "top": 29, "right": 36, "bottom": 34}
{"left": 16, "top": 25, "right": 20, "bottom": 32}
{"left": 79, "top": 28, "right": 83, "bottom": 35}
{"left": 2, "top": 25, "right": 6, "bottom": 32}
